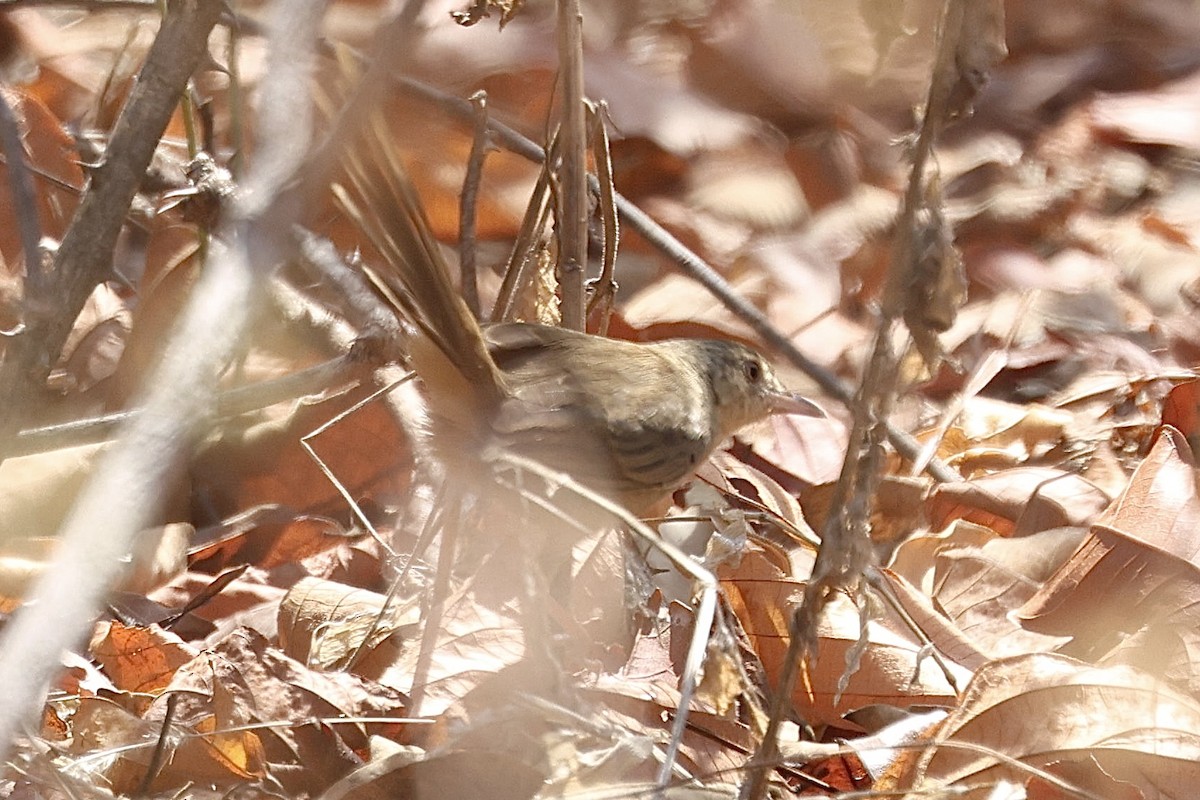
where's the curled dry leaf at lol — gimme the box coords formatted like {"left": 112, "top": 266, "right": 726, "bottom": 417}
{"left": 703, "top": 448, "right": 820, "bottom": 546}
{"left": 897, "top": 180, "right": 967, "bottom": 367}
{"left": 1020, "top": 426, "right": 1200, "bottom": 674}
{"left": 1163, "top": 378, "right": 1200, "bottom": 457}
{"left": 590, "top": 670, "right": 753, "bottom": 786}
{"left": 927, "top": 466, "right": 1110, "bottom": 537}
{"left": 148, "top": 566, "right": 286, "bottom": 637}
{"left": 149, "top": 627, "right": 407, "bottom": 795}
{"left": 722, "top": 550, "right": 971, "bottom": 727}
{"left": 450, "top": 0, "right": 525, "bottom": 29}
{"left": 278, "top": 575, "right": 418, "bottom": 672}
{"left": 52, "top": 282, "right": 131, "bottom": 394}
{"left": 925, "top": 526, "right": 1083, "bottom": 660}
{"left": 879, "top": 653, "right": 1200, "bottom": 800}
{"left": 919, "top": 395, "right": 1076, "bottom": 472}
{"left": 888, "top": 519, "right": 998, "bottom": 594}
{"left": 373, "top": 575, "right": 527, "bottom": 717}
{"left": 735, "top": 409, "right": 848, "bottom": 488}
{"left": 875, "top": 569, "right": 990, "bottom": 671}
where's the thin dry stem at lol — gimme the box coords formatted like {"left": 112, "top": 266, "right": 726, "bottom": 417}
{"left": 554, "top": 0, "right": 587, "bottom": 331}
{"left": 586, "top": 101, "right": 618, "bottom": 334}
{"left": 10, "top": 353, "right": 361, "bottom": 457}
{"left": 0, "top": 91, "right": 43, "bottom": 297}
{"left": 394, "top": 77, "right": 956, "bottom": 484}
{"left": 492, "top": 133, "right": 556, "bottom": 322}
{"left": 406, "top": 499, "right": 460, "bottom": 718}
{"left": 458, "top": 90, "right": 491, "bottom": 319}
{"left": 300, "top": 372, "right": 414, "bottom": 558}
{"left": 495, "top": 452, "right": 717, "bottom": 790}
{"left": 742, "top": 1, "right": 981, "bottom": 797}
{"left": 293, "top": 227, "right": 405, "bottom": 351}
{"left": 865, "top": 567, "right": 962, "bottom": 695}
{"left": 0, "top": 0, "right": 225, "bottom": 461}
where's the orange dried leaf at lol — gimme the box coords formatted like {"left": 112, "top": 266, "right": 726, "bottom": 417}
{"left": 90, "top": 620, "right": 198, "bottom": 694}
{"left": 723, "top": 551, "right": 970, "bottom": 726}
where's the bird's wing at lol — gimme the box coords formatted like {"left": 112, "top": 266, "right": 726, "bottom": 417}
{"left": 487, "top": 325, "right": 713, "bottom": 501}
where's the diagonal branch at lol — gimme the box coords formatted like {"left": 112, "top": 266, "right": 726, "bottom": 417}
{"left": 0, "top": 0, "right": 225, "bottom": 462}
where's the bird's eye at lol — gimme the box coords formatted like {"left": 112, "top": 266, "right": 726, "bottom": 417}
{"left": 743, "top": 359, "right": 762, "bottom": 383}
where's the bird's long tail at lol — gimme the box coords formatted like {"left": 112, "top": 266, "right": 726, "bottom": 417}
{"left": 333, "top": 105, "right": 508, "bottom": 412}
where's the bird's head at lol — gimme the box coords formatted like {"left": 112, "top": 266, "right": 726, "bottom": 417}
{"left": 693, "top": 340, "right": 825, "bottom": 438}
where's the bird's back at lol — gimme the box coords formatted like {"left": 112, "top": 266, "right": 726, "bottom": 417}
{"left": 456, "top": 323, "right": 718, "bottom": 511}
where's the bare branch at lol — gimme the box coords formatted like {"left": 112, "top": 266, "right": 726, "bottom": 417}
{"left": 554, "top": 0, "right": 587, "bottom": 330}
{"left": 0, "top": 0, "right": 225, "bottom": 460}
{"left": 0, "top": 0, "right": 326, "bottom": 757}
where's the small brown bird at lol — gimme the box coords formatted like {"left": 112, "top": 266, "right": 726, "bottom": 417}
{"left": 465, "top": 322, "right": 820, "bottom": 512}
{"left": 336, "top": 127, "right": 822, "bottom": 518}
{"left": 335, "top": 119, "right": 821, "bottom": 777}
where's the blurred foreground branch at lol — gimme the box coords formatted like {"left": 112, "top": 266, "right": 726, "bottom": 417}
{"left": 0, "top": 0, "right": 225, "bottom": 462}
{"left": 0, "top": 0, "right": 325, "bottom": 759}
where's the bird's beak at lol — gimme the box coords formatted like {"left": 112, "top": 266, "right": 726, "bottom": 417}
{"left": 770, "top": 392, "right": 826, "bottom": 417}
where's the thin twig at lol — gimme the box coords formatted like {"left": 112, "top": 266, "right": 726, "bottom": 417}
{"left": 586, "top": 101, "right": 618, "bottom": 334}
{"left": 492, "top": 132, "right": 556, "bottom": 322}
{"left": 0, "top": 0, "right": 225, "bottom": 462}
{"left": 394, "top": 76, "right": 957, "bottom": 484}
{"left": 343, "top": 490, "right": 440, "bottom": 672}
{"left": 294, "top": 227, "right": 405, "bottom": 349}
{"left": 8, "top": 354, "right": 362, "bottom": 457}
{"left": 300, "top": 372, "right": 413, "bottom": 558}
{"left": 0, "top": 91, "right": 44, "bottom": 297}
{"left": 458, "top": 91, "right": 490, "bottom": 319}
{"left": 155, "top": 0, "right": 200, "bottom": 161}
{"left": 0, "top": 0, "right": 315, "bottom": 758}
{"left": 864, "top": 567, "right": 961, "bottom": 695}
{"left": 226, "top": 14, "right": 246, "bottom": 176}
{"left": 554, "top": 0, "right": 587, "bottom": 331}
{"left": 495, "top": 452, "right": 717, "bottom": 790}
{"left": 742, "top": 3, "right": 976, "bottom": 798}
{"left": 0, "top": 229, "right": 257, "bottom": 762}
{"left": 0, "top": 0, "right": 158, "bottom": 8}
{"left": 0, "top": 151, "right": 83, "bottom": 196}
{"left": 136, "top": 692, "right": 180, "bottom": 795}
{"left": 406, "top": 497, "right": 459, "bottom": 718}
